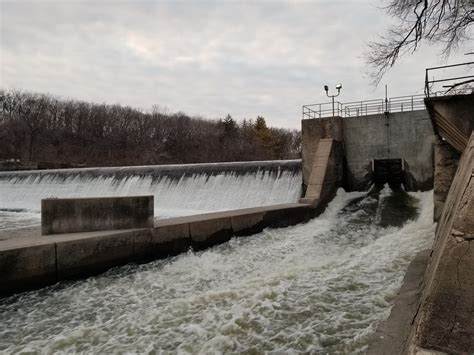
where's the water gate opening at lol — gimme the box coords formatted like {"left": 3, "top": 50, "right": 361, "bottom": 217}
{"left": 372, "top": 158, "right": 406, "bottom": 189}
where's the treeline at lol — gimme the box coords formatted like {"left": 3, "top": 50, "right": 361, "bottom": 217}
{"left": 0, "top": 90, "right": 300, "bottom": 167}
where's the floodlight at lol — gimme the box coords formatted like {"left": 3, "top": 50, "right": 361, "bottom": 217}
{"left": 324, "top": 85, "right": 329, "bottom": 92}
{"left": 336, "top": 84, "right": 342, "bottom": 90}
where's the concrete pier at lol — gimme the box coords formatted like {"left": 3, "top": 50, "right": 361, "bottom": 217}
{"left": 300, "top": 138, "right": 343, "bottom": 206}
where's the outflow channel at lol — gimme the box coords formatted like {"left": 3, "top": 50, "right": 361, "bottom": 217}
{"left": 0, "top": 186, "right": 435, "bottom": 353}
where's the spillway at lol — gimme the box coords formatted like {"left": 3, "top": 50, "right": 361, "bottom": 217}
{"left": 0, "top": 186, "right": 435, "bottom": 353}
{"left": 0, "top": 160, "right": 302, "bottom": 229}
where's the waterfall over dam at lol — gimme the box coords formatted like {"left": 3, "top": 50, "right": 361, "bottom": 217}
{"left": 0, "top": 161, "right": 438, "bottom": 352}
{"left": 0, "top": 160, "right": 302, "bottom": 229}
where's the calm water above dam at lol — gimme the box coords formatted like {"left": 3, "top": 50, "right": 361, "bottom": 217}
{"left": 0, "top": 187, "right": 435, "bottom": 353}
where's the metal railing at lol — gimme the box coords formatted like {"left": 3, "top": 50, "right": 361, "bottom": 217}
{"left": 302, "top": 94, "right": 425, "bottom": 119}
{"left": 425, "top": 61, "right": 474, "bottom": 97}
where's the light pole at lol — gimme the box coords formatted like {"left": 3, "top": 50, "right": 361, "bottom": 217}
{"left": 324, "top": 83, "right": 343, "bottom": 117}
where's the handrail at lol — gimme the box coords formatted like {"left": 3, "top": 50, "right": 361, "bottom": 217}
{"left": 425, "top": 61, "right": 474, "bottom": 97}
{"left": 302, "top": 94, "right": 425, "bottom": 119}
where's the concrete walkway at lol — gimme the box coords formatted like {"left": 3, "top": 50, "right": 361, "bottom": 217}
{"left": 0, "top": 202, "right": 316, "bottom": 297}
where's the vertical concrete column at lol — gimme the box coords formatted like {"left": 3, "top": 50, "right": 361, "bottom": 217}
{"left": 301, "top": 117, "right": 343, "bottom": 188}
{"left": 300, "top": 139, "right": 343, "bottom": 207}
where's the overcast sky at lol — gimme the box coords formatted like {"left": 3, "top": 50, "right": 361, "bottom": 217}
{"left": 0, "top": 0, "right": 471, "bottom": 129}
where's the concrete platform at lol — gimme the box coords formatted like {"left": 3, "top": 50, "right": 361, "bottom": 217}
{"left": 0, "top": 203, "right": 315, "bottom": 297}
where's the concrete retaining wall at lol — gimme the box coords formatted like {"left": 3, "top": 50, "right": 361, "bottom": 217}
{"left": 433, "top": 140, "right": 461, "bottom": 222}
{"left": 1, "top": 203, "right": 316, "bottom": 297}
{"left": 301, "top": 117, "right": 343, "bottom": 188}
{"left": 342, "top": 110, "right": 435, "bottom": 190}
{"left": 302, "top": 110, "right": 436, "bottom": 191}
{"left": 41, "top": 196, "right": 154, "bottom": 235}
{"left": 425, "top": 93, "right": 474, "bottom": 152}
{"left": 407, "top": 132, "right": 474, "bottom": 354}
{"left": 300, "top": 138, "right": 343, "bottom": 206}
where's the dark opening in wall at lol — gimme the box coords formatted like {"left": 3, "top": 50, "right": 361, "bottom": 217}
{"left": 372, "top": 158, "right": 405, "bottom": 189}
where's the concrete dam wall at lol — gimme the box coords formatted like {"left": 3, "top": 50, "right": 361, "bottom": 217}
{"left": 302, "top": 110, "right": 436, "bottom": 191}
{"left": 0, "top": 160, "right": 302, "bottom": 229}
{"left": 1, "top": 92, "right": 471, "bottom": 352}
{"left": 368, "top": 92, "right": 474, "bottom": 354}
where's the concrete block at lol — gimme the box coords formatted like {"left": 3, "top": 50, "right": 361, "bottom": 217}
{"left": 315, "top": 140, "right": 333, "bottom": 157}
{"left": 263, "top": 206, "right": 314, "bottom": 228}
{"left": 132, "top": 229, "right": 153, "bottom": 261}
{"left": 0, "top": 243, "right": 56, "bottom": 296}
{"left": 312, "top": 155, "right": 329, "bottom": 168}
{"left": 301, "top": 117, "right": 343, "bottom": 187}
{"left": 231, "top": 212, "right": 264, "bottom": 236}
{"left": 308, "top": 169, "right": 326, "bottom": 185}
{"left": 56, "top": 231, "right": 135, "bottom": 279}
{"left": 299, "top": 197, "right": 319, "bottom": 207}
{"left": 148, "top": 223, "right": 191, "bottom": 258}
{"left": 190, "top": 217, "right": 232, "bottom": 249}
{"left": 42, "top": 195, "right": 154, "bottom": 235}
{"left": 305, "top": 184, "right": 322, "bottom": 198}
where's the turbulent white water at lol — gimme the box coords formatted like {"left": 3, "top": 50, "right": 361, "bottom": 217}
{"left": 0, "top": 161, "right": 302, "bottom": 230}
{"left": 0, "top": 187, "right": 435, "bottom": 353}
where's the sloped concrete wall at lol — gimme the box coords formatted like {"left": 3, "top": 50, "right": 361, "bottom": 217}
{"left": 301, "top": 117, "right": 343, "bottom": 188}
{"left": 407, "top": 133, "right": 474, "bottom": 354}
{"left": 300, "top": 138, "right": 343, "bottom": 207}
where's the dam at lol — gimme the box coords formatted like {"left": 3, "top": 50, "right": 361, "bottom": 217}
{"left": 0, "top": 160, "right": 302, "bottom": 228}
{"left": 0, "top": 89, "right": 473, "bottom": 353}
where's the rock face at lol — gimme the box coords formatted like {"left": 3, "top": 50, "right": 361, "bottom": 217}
{"left": 407, "top": 133, "right": 474, "bottom": 354}
{"left": 433, "top": 140, "right": 461, "bottom": 222}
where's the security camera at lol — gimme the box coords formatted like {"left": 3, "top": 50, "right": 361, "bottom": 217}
{"left": 336, "top": 84, "right": 342, "bottom": 90}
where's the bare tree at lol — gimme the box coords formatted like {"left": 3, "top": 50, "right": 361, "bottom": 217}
{"left": 366, "top": 0, "right": 473, "bottom": 84}
{"left": 0, "top": 89, "right": 301, "bottom": 167}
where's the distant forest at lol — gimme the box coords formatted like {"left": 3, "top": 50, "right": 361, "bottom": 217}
{"left": 0, "top": 90, "right": 301, "bottom": 167}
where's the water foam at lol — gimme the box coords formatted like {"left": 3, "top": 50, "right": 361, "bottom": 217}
{"left": 0, "top": 162, "right": 302, "bottom": 230}
{"left": 0, "top": 188, "right": 435, "bottom": 353}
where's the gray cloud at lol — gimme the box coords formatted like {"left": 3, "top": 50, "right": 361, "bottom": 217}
{"left": 0, "top": 0, "right": 470, "bottom": 128}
